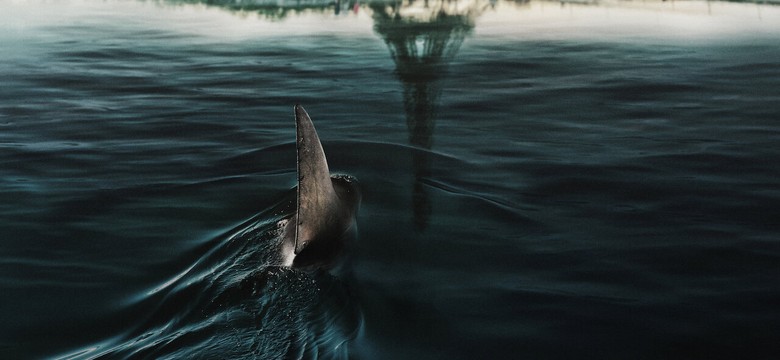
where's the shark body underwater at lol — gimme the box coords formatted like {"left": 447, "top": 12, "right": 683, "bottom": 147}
{"left": 57, "top": 105, "right": 363, "bottom": 359}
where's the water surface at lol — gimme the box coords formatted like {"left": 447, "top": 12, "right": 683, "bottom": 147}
{"left": 1, "top": 0, "right": 780, "bottom": 358}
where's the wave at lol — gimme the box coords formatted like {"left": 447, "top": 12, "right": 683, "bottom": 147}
{"left": 54, "top": 196, "right": 362, "bottom": 360}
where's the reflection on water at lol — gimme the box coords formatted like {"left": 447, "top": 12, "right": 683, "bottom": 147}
{"left": 167, "top": 0, "right": 352, "bottom": 19}
{"left": 154, "top": 0, "right": 780, "bottom": 231}
{"left": 370, "top": 0, "right": 488, "bottom": 230}
{"left": 164, "top": 0, "right": 494, "bottom": 229}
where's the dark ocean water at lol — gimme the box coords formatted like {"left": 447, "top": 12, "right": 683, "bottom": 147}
{"left": 2, "top": 0, "right": 780, "bottom": 358}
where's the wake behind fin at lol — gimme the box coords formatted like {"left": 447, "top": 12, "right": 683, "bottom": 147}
{"left": 294, "top": 104, "right": 338, "bottom": 254}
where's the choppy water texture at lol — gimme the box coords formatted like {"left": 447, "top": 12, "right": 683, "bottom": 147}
{"left": 2, "top": 0, "right": 780, "bottom": 358}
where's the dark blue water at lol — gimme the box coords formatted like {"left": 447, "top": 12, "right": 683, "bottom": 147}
{"left": 2, "top": 0, "right": 780, "bottom": 358}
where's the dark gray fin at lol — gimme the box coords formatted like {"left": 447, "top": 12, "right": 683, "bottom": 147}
{"left": 294, "top": 104, "right": 337, "bottom": 254}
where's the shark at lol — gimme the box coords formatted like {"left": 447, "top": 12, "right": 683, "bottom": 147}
{"left": 51, "top": 105, "right": 363, "bottom": 360}
{"left": 280, "top": 104, "right": 361, "bottom": 268}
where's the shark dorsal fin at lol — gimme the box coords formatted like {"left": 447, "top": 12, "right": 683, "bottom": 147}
{"left": 294, "top": 104, "right": 337, "bottom": 254}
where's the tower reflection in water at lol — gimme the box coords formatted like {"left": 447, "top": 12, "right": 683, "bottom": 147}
{"left": 371, "top": 0, "right": 487, "bottom": 230}
{"left": 167, "top": 0, "right": 494, "bottom": 230}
